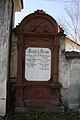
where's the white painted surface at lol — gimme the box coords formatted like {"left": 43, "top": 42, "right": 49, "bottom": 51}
{"left": 25, "top": 47, "right": 51, "bottom": 81}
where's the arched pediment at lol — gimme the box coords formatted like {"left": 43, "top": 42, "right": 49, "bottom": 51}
{"left": 15, "top": 10, "right": 58, "bottom": 34}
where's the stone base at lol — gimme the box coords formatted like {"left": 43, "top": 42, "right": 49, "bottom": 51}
{"left": 14, "top": 105, "right": 64, "bottom": 113}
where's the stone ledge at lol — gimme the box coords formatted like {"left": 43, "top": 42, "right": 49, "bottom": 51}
{"left": 65, "top": 51, "right": 80, "bottom": 58}
{"left": 14, "top": 106, "right": 64, "bottom": 113}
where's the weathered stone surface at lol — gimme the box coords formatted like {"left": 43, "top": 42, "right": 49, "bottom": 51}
{"left": 67, "top": 84, "right": 80, "bottom": 109}
{"left": 0, "top": 0, "right": 12, "bottom": 116}
{"left": 0, "top": 99, "right": 6, "bottom": 116}
{"left": 59, "top": 36, "right": 80, "bottom": 109}
{"left": 10, "top": 32, "right": 18, "bottom": 78}
{"left": 60, "top": 88, "right": 68, "bottom": 106}
{"left": 0, "top": 80, "right": 6, "bottom": 99}
{"left": 59, "top": 36, "right": 70, "bottom": 88}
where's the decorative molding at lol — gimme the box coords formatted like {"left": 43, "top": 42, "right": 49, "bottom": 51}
{"left": 34, "top": 9, "right": 46, "bottom": 14}
{"left": 30, "top": 21, "right": 49, "bottom": 32}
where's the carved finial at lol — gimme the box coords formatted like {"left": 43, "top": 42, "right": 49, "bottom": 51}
{"left": 34, "top": 9, "right": 46, "bottom": 14}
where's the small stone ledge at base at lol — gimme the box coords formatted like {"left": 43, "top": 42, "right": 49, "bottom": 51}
{"left": 14, "top": 106, "right": 64, "bottom": 113}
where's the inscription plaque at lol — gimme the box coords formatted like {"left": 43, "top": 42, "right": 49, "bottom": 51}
{"left": 25, "top": 47, "right": 51, "bottom": 81}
